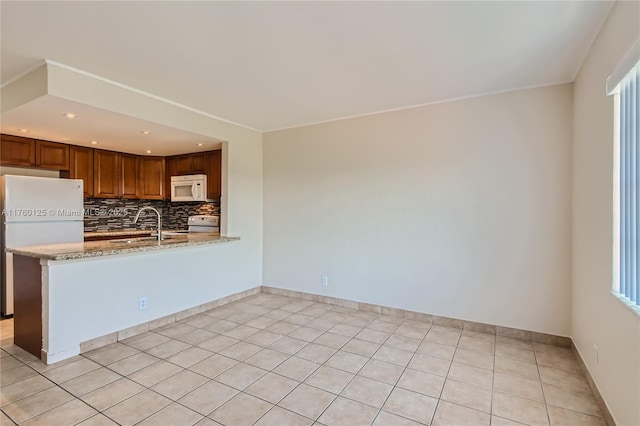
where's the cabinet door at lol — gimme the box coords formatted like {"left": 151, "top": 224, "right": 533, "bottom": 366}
{"left": 120, "top": 154, "right": 139, "bottom": 199}
{"left": 165, "top": 156, "right": 178, "bottom": 200}
{"left": 69, "top": 146, "right": 94, "bottom": 197}
{"left": 0, "top": 134, "right": 35, "bottom": 167}
{"left": 192, "top": 153, "right": 206, "bottom": 174}
{"left": 35, "top": 140, "right": 70, "bottom": 171}
{"left": 206, "top": 150, "right": 222, "bottom": 199}
{"left": 93, "top": 150, "right": 120, "bottom": 198}
{"left": 139, "top": 157, "right": 165, "bottom": 200}
{"left": 176, "top": 155, "right": 193, "bottom": 175}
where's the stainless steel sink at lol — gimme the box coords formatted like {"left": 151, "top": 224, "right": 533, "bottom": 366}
{"left": 110, "top": 237, "right": 158, "bottom": 244}
{"left": 110, "top": 236, "right": 177, "bottom": 244}
{"left": 161, "top": 230, "right": 189, "bottom": 236}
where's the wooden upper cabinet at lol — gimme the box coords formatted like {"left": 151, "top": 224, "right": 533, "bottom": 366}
{"left": 0, "top": 134, "right": 35, "bottom": 167}
{"left": 120, "top": 154, "right": 139, "bottom": 199}
{"left": 168, "top": 152, "right": 207, "bottom": 175}
{"left": 206, "top": 150, "right": 222, "bottom": 199}
{"left": 139, "top": 156, "right": 165, "bottom": 200}
{"left": 165, "top": 156, "right": 177, "bottom": 200}
{"left": 69, "top": 146, "right": 94, "bottom": 197}
{"left": 93, "top": 150, "right": 120, "bottom": 198}
{"left": 35, "top": 140, "right": 69, "bottom": 171}
{"left": 2, "top": 133, "right": 221, "bottom": 202}
{"left": 176, "top": 155, "right": 192, "bottom": 175}
{"left": 191, "top": 153, "right": 206, "bottom": 174}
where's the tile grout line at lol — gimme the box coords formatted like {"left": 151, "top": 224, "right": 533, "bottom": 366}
{"left": 489, "top": 334, "right": 496, "bottom": 424}
{"left": 429, "top": 327, "right": 464, "bottom": 425}
{"left": 534, "top": 347, "right": 553, "bottom": 426}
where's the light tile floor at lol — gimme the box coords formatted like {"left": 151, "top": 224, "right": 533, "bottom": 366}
{"left": 0, "top": 293, "right": 606, "bottom": 425}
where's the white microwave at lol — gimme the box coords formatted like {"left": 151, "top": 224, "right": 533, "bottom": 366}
{"left": 170, "top": 174, "right": 208, "bottom": 202}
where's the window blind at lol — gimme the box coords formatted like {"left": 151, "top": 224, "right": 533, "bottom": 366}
{"left": 619, "top": 62, "right": 639, "bottom": 305}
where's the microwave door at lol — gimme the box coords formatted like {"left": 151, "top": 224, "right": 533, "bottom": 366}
{"left": 173, "top": 182, "right": 193, "bottom": 201}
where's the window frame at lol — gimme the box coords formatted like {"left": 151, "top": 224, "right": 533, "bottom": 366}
{"left": 611, "top": 56, "right": 640, "bottom": 317}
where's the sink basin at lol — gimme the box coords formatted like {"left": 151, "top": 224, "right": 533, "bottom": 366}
{"left": 161, "top": 230, "right": 189, "bottom": 236}
{"left": 110, "top": 237, "right": 158, "bottom": 244}
{"left": 109, "top": 236, "right": 177, "bottom": 244}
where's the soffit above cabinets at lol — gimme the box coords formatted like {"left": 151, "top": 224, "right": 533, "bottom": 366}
{"left": 0, "top": 1, "right": 614, "bottom": 132}
{"left": 1, "top": 95, "right": 222, "bottom": 156}
{"left": 0, "top": 63, "right": 223, "bottom": 156}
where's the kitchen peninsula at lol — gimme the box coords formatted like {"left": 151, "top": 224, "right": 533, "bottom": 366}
{"left": 7, "top": 233, "right": 240, "bottom": 364}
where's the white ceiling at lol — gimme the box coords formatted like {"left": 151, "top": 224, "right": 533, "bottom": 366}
{"left": 1, "top": 1, "right": 613, "bottom": 134}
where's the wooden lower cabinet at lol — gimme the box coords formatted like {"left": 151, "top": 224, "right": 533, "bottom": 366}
{"left": 69, "top": 146, "right": 94, "bottom": 197}
{"left": 139, "top": 156, "right": 165, "bottom": 200}
{"left": 0, "top": 134, "right": 35, "bottom": 167}
{"left": 13, "top": 255, "right": 42, "bottom": 358}
{"left": 93, "top": 150, "right": 120, "bottom": 198}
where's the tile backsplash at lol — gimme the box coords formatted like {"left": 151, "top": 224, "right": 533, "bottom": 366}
{"left": 83, "top": 198, "right": 220, "bottom": 232}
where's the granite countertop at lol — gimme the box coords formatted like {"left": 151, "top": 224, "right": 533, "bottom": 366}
{"left": 7, "top": 233, "right": 239, "bottom": 261}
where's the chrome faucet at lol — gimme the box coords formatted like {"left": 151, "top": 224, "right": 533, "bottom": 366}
{"left": 134, "top": 207, "right": 162, "bottom": 242}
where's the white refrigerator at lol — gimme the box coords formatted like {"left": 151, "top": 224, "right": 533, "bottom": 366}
{"left": 0, "top": 175, "right": 84, "bottom": 316}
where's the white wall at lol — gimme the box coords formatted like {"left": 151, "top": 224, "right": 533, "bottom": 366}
{"left": 572, "top": 1, "right": 640, "bottom": 425}
{"left": 264, "top": 84, "right": 573, "bottom": 336}
{"left": 43, "top": 243, "right": 252, "bottom": 362}
{"left": 0, "top": 166, "right": 59, "bottom": 178}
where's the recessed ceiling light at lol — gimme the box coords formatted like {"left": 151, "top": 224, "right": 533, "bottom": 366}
{"left": 196, "top": 143, "right": 204, "bottom": 146}
{"left": 91, "top": 141, "right": 98, "bottom": 145}
{"left": 145, "top": 150, "right": 152, "bottom": 154}
{"left": 141, "top": 130, "right": 151, "bottom": 135}
{"left": 63, "top": 112, "right": 77, "bottom": 119}
{"left": 17, "top": 128, "right": 29, "bottom": 133}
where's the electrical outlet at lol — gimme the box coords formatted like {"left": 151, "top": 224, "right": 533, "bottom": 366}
{"left": 139, "top": 297, "right": 147, "bottom": 310}
{"left": 593, "top": 344, "right": 598, "bottom": 366}
{"left": 322, "top": 276, "right": 328, "bottom": 286}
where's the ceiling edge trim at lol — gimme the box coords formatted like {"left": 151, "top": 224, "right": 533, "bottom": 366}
{"left": 264, "top": 81, "right": 572, "bottom": 134}
{"left": 0, "top": 60, "right": 47, "bottom": 89}
{"left": 1, "top": 63, "right": 48, "bottom": 114}
{"left": 42, "top": 59, "right": 262, "bottom": 133}
{"left": 570, "top": 1, "right": 616, "bottom": 82}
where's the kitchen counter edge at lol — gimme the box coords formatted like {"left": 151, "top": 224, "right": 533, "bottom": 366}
{"left": 6, "top": 234, "right": 240, "bottom": 261}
